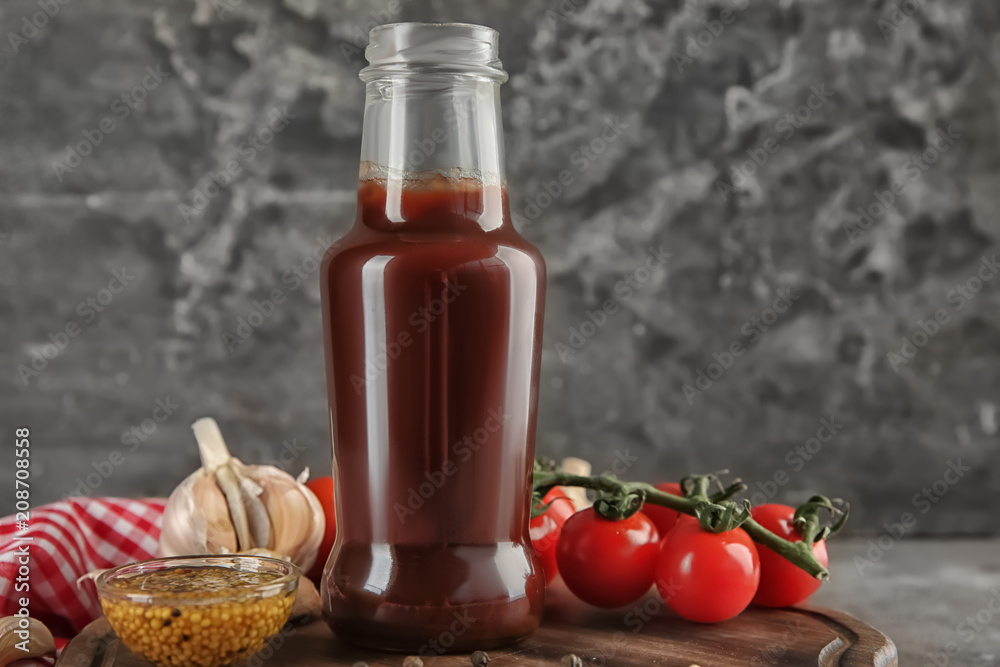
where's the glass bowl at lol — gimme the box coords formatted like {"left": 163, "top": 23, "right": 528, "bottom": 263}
{"left": 96, "top": 555, "right": 299, "bottom": 667}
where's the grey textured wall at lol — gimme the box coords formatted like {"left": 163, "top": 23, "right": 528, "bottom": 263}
{"left": 2, "top": 0, "right": 998, "bottom": 536}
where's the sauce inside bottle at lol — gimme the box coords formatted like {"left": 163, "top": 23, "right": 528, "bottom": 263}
{"left": 321, "top": 172, "right": 546, "bottom": 652}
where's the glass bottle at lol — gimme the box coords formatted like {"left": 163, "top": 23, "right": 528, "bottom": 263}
{"left": 320, "top": 23, "right": 546, "bottom": 654}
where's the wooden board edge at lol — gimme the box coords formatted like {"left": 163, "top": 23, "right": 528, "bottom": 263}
{"left": 803, "top": 606, "right": 898, "bottom": 667}
{"left": 57, "top": 618, "right": 115, "bottom": 667}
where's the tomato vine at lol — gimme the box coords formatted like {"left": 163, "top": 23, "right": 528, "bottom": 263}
{"left": 532, "top": 460, "right": 848, "bottom": 580}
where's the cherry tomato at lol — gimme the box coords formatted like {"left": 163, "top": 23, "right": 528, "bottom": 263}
{"left": 642, "top": 482, "right": 684, "bottom": 537}
{"left": 305, "top": 476, "right": 337, "bottom": 582}
{"left": 529, "top": 487, "right": 576, "bottom": 584}
{"left": 556, "top": 508, "right": 660, "bottom": 608}
{"left": 669, "top": 513, "right": 700, "bottom": 532}
{"left": 656, "top": 521, "right": 759, "bottom": 623}
{"left": 750, "top": 504, "right": 828, "bottom": 608}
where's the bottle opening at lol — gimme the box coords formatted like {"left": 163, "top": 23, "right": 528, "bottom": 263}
{"left": 360, "top": 22, "right": 508, "bottom": 82}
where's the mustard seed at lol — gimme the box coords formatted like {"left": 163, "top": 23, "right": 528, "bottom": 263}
{"left": 100, "top": 566, "right": 294, "bottom": 667}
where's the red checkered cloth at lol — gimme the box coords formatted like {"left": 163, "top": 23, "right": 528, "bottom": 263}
{"left": 0, "top": 497, "right": 166, "bottom": 637}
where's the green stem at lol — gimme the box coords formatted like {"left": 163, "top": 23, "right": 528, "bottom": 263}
{"left": 534, "top": 468, "right": 834, "bottom": 581}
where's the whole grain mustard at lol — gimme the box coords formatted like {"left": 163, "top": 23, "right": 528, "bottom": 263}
{"left": 100, "top": 564, "right": 295, "bottom": 667}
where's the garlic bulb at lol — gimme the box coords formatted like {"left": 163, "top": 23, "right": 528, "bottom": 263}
{"left": 560, "top": 457, "right": 592, "bottom": 510}
{"left": 0, "top": 616, "right": 55, "bottom": 665}
{"left": 159, "top": 418, "right": 326, "bottom": 572}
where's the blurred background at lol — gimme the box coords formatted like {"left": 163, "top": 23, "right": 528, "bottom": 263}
{"left": 2, "top": 1, "right": 1000, "bottom": 657}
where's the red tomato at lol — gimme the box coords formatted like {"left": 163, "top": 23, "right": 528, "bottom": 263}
{"left": 656, "top": 521, "right": 760, "bottom": 623}
{"left": 642, "top": 482, "right": 684, "bottom": 536}
{"left": 305, "top": 476, "right": 337, "bottom": 582}
{"left": 750, "top": 504, "right": 828, "bottom": 608}
{"left": 669, "top": 513, "right": 699, "bottom": 532}
{"left": 556, "top": 508, "right": 660, "bottom": 608}
{"left": 529, "top": 487, "right": 576, "bottom": 584}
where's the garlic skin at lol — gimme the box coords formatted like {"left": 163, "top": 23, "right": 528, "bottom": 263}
{"left": 248, "top": 463, "right": 325, "bottom": 569}
{"left": 160, "top": 473, "right": 239, "bottom": 556}
{"left": 159, "top": 418, "right": 325, "bottom": 573}
{"left": 0, "top": 616, "right": 55, "bottom": 665}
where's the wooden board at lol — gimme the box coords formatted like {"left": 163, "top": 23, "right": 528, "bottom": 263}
{"left": 60, "top": 587, "right": 896, "bottom": 667}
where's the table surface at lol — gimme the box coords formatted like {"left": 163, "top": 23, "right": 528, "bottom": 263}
{"left": 812, "top": 538, "right": 1000, "bottom": 666}
{"left": 59, "top": 538, "right": 997, "bottom": 666}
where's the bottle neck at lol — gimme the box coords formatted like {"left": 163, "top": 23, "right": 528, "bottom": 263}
{"left": 360, "top": 76, "right": 505, "bottom": 181}
{"left": 357, "top": 75, "right": 508, "bottom": 232}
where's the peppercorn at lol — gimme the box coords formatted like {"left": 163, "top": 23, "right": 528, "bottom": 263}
{"left": 561, "top": 655, "right": 583, "bottom": 667}
{"left": 471, "top": 650, "right": 490, "bottom": 665}
{"left": 402, "top": 657, "right": 424, "bottom": 667}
